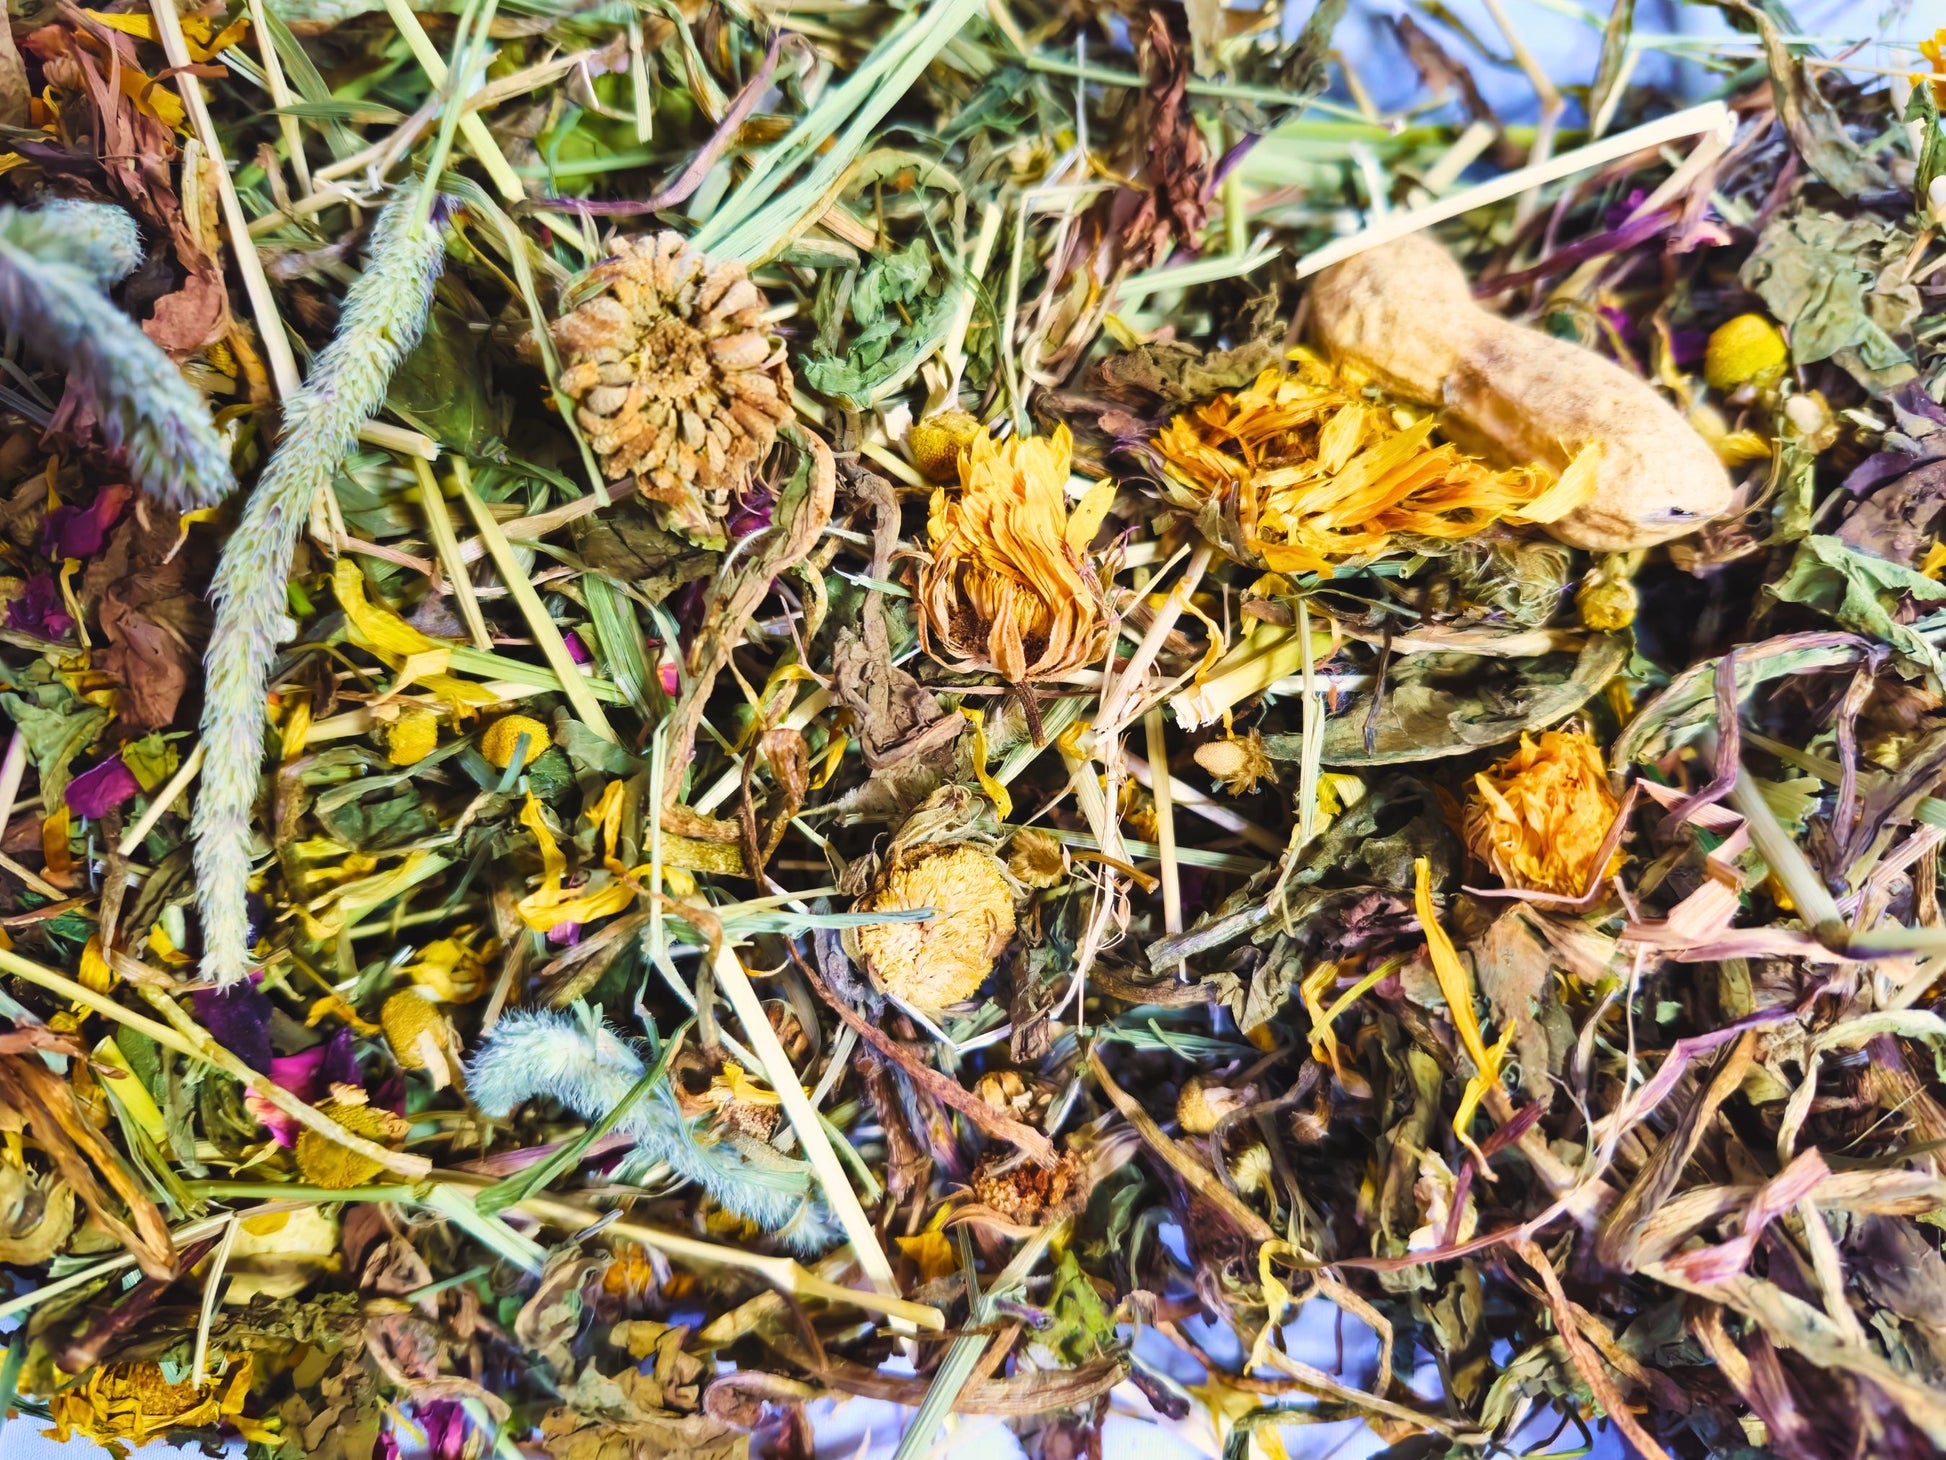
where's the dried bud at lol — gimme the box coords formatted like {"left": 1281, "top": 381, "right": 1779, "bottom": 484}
{"left": 383, "top": 703, "right": 439, "bottom": 765}
{"left": 481, "top": 714, "right": 548, "bottom": 770}
{"left": 1576, "top": 554, "right": 1640, "bottom": 632}
{"left": 1703, "top": 314, "right": 1787, "bottom": 394}
{"left": 908, "top": 408, "right": 982, "bottom": 482}
{"left": 855, "top": 843, "right": 1015, "bottom": 1007}
{"left": 1175, "top": 1076, "right": 1255, "bottom": 1136}
{"left": 553, "top": 232, "right": 792, "bottom": 544}
{"left": 1005, "top": 829, "right": 1066, "bottom": 889}
{"left": 970, "top": 1149, "right": 1089, "bottom": 1226}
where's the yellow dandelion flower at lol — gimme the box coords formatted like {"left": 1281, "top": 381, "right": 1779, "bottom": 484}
{"left": 917, "top": 425, "right": 1116, "bottom": 685}
{"left": 855, "top": 843, "right": 1016, "bottom": 1007}
{"left": 1152, "top": 354, "right": 1594, "bottom": 577}
{"left": 1462, "top": 730, "right": 1622, "bottom": 896}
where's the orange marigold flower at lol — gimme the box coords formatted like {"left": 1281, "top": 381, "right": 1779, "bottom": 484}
{"left": 1152, "top": 354, "right": 1595, "bottom": 577}
{"left": 917, "top": 425, "right": 1115, "bottom": 685}
{"left": 1462, "top": 730, "right": 1622, "bottom": 896}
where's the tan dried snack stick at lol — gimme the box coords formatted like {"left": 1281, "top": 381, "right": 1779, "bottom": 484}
{"left": 1310, "top": 234, "right": 1733, "bottom": 551}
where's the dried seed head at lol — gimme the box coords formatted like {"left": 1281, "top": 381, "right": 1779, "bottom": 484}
{"left": 970, "top": 1150, "right": 1090, "bottom": 1227}
{"left": 855, "top": 843, "right": 1015, "bottom": 1007}
{"left": 552, "top": 232, "right": 792, "bottom": 545}
{"left": 481, "top": 714, "right": 549, "bottom": 769}
{"left": 293, "top": 1098, "right": 408, "bottom": 1190}
{"left": 1704, "top": 314, "right": 1788, "bottom": 394}
{"left": 908, "top": 408, "right": 982, "bottom": 482}
{"left": 1005, "top": 828, "right": 1066, "bottom": 889}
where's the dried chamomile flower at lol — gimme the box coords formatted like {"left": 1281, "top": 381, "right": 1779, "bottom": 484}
{"left": 855, "top": 843, "right": 1016, "bottom": 1007}
{"left": 1462, "top": 729, "right": 1622, "bottom": 897}
{"left": 1194, "top": 729, "right": 1273, "bottom": 795}
{"left": 1176, "top": 1075, "right": 1257, "bottom": 1136}
{"left": 481, "top": 714, "right": 549, "bottom": 770}
{"left": 1704, "top": 314, "right": 1788, "bottom": 394}
{"left": 45, "top": 1357, "right": 275, "bottom": 1450}
{"left": 552, "top": 232, "right": 792, "bottom": 545}
{"left": 293, "top": 1091, "right": 409, "bottom": 1190}
{"left": 908, "top": 408, "right": 982, "bottom": 482}
{"left": 1006, "top": 828, "right": 1066, "bottom": 889}
{"left": 917, "top": 424, "right": 1115, "bottom": 686}
{"left": 381, "top": 989, "right": 458, "bottom": 1089}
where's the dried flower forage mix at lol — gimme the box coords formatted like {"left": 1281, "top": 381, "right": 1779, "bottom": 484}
{"left": 553, "top": 231, "right": 792, "bottom": 544}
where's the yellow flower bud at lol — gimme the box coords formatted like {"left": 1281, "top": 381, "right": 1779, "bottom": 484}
{"left": 908, "top": 409, "right": 983, "bottom": 482}
{"left": 1005, "top": 829, "right": 1066, "bottom": 889}
{"left": 481, "top": 714, "right": 548, "bottom": 769}
{"left": 384, "top": 704, "right": 439, "bottom": 765}
{"left": 1704, "top": 314, "right": 1787, "bottom": 394}
{"left": 380, "top": 990, "right": 446, "bottom": 1070}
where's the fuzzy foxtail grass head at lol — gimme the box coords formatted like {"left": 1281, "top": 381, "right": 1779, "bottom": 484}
{"left": 192, "top": 194, "right": 451, "bottom": 987}
{"left": 469, "top": 1008, "right": 837, "bottom": 1254}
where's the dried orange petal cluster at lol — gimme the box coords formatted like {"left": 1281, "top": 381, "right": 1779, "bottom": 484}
{"left": 1462, "top": 729, "right": 1622, "bottom": 896}
{"left": 552, "top": 232, "right": 792, "bottom": 544}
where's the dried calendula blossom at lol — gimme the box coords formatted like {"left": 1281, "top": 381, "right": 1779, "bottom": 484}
{"left": 918, "top": 425, "right": 1115, "bottom": 685}
{"left": 552, "top": 231, "right": 791, "bottom": 544}
{"left": 1462, "top": 729, "right": 1622, "bottom": 897}
{"left": 383, "top": 703, "right": 439, "bottom": 765}
{"left": 855, "top": 843, "right": 1016, "bottom": 1007}
{"left": 1153, "top": 354, "right": 1595, "bottom": 576}
{"left": 44, "top": 1357, "right": 275, "bottom": 1449}
{"left": 294, "top": 1091, "right": 410, "bottom": 1190}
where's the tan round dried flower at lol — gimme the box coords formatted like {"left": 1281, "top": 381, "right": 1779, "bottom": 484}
{"left": 1195, "top": 730, "right": 1273, "bottom": 796}
{"left": 908, "top": 408, "right": 982, "bottom": 482}
{"left": 970, "top": 1149, "right": 1090, "bottom": 1227}
{"left": 552, "top": 232, "right": 791, "bottom": 544}
{"left": 1005, "top": 828, "right": 1066, "bottom": 888}
{"left": 855, "top": 843, "right": 1015, "bottom": 1007}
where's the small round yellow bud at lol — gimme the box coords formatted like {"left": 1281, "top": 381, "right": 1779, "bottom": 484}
{"left": 908, "top": 410, "right": 983, "bottom": 483}
{"left": 1703, "top": 314, "right": 1787, "bottom": 394}
{"left": 1005, "top": 829, "right": 1066, "bottom": 889}
{"left": 481, "top": 714, "right": 548, "bottom": 769}
{"left": 384, "top": 704, "right": 439, "bottom": 766}
{"left": 1577, "top": 575, "right": 1638, "bottom": 631}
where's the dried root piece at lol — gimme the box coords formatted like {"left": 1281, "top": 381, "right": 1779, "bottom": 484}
{"left": 553, "top": 231, "right": 792, "bottom": 545}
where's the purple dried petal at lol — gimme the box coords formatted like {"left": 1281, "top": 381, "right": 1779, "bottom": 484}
{"left": 193, "top": 981, "right": 274, "bottom": 1072}
{"left": 418, "top": 1400, "right": 468, "bottom": 1460}
{"left": 64, "top": 755, "right": 140, "bottom": 818}
{"left": 40, "top": 482, "right": 132, "bottom": 561}
{"left": 562, "top": 630, "right": 591, "bottom": 665}
{"left": 6, "top": 574, "right": 74, "bottom": 639}
{"left": 547, "top": 920, "right": 584, "bottom": 946}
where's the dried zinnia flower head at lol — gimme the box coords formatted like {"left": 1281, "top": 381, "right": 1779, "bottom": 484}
{"left": 1462, "top": 729, "right": 1622, "bottom": 897}
{"left": 854, "top": 842, "right": 1016, "bottom": 1007}
{"left": 1151, "top": 353, "right": 1595, "bottom": 576}
{"left": 553, "top": 232, "right": 791, "bottom": 545}
{"left": 918, "top": 424, "right": 1115, "bottom": 686}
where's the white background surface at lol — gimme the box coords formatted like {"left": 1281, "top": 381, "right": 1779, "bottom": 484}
{"left": 0, "top": 0, "right": 1915, "bottom": 1454}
